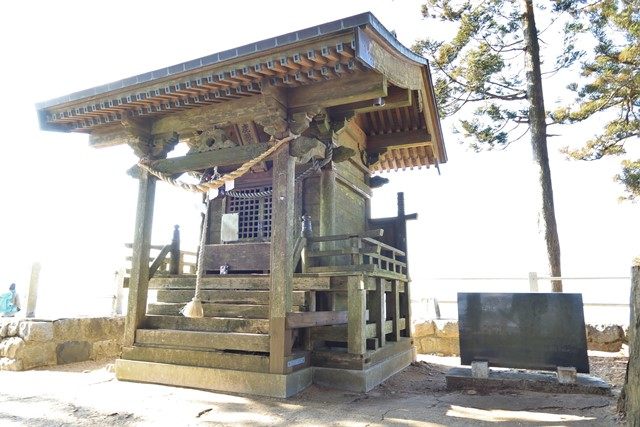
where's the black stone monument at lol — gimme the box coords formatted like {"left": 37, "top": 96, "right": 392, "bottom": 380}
{"left": 457, "top": 293, "right": 589, "bottom": 373}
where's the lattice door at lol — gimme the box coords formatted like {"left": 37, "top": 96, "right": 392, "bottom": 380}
{"left": 226, "top": 186, "right": 273, "bottom": 241}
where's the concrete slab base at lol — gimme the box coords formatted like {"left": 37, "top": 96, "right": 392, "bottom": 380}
{"left": 446, "top": 366, "right": 610, "bottom": 395}
{"left": 313, "top": 348, "right": 413, "bottom": 392}
{"left": 115, "top": 359, "right": 312, "bottom": 398}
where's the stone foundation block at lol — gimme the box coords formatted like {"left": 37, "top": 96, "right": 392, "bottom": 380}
{"left": 91, "top": 339, "right": 122, "bottom": 360}
{"left": 0, "top": 357, "right": 23, "bottom": 371}
{"left": 57, "top": 341, "right": 91, "bottom": 364}
{"left": 434, "top": 320, "right": 459, "bottom": 338}
{"left": 19, "top": 321, "right": 54, "bottom": 342}
{"left": 414, "top": 321, "right": 435, "bottom": 337}
{"left": 1, "top": 337, "right": 25, "bottom": 358}
{"left": 17, "top": 342, "right": 56, "bottom": 370}
{"left": 472, "top": 361, "right": 489, "bottom": 378}
{"left": 6, "top": 321, "right": 20, "bottom": 337}
{"left": 557, "top": 366, "right": 577, "bottom": 384}
{"left": 586, "top": 324, "right": 625, "bottom": 352}
{"left": 0, "top": 322, "right": 9, "bottom": 338}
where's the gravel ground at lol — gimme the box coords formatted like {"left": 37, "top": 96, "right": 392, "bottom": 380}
{"left": 0, "top": 353, "right": 628, "bottom": 426}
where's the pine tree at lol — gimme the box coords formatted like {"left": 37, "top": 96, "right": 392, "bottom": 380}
{"left": 552, "top": 0, "right": 640, "bottom": 201}
{"left": 414, "top": 0, "right": 583, "bottom": 291}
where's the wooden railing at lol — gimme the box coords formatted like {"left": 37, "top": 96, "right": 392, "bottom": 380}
{"left": 125, "top": 244, "right": 197, "bottom": 277}
{"left": 304, "top": 229, "right": 407, "bottom": 277}
{"left": 124, "top": 225, "right": 197, "bottom": 278}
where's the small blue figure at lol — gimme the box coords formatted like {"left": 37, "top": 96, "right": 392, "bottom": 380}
{"left": 0, "top": 283, "right": 20, "bottom": 316}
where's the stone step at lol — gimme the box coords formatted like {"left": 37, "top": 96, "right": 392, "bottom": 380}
{"left": 122, "top": 345, "right": 269, "bottom": 373}
{"left": 156, "top": 289, "right": 306, "bottom": 305}
{"left": 135, "top": 328, "right": 270, "bottom": 352}
{"left": 143, "top": 315, "right": 269, "bottom": 334}
{"left": 147, "top": 302, "right": 270, "bottom": 318}
{"left": 149, "top": 275, "right": 330, "bottom": 291}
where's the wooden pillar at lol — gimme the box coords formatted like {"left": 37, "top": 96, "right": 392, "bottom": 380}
{"left": 347, "top": 275, "right": 367, "bottom": 354}
{"left": 169, "top": 224, "right": 180, "bottom": 275}
{"left": 389, "top": 280, "right": 401, "bottom": 341}
{"left": 269, "top": 144, "right": 295, "bottom": 374}
{"left": 371, "top": 277, "right": 386, "bottom": 348}
{"left": 396, "top": 192, "right": 412, "bottom": 337}
{"left": 123, "top": 170, "right": 156, "bottom": 347}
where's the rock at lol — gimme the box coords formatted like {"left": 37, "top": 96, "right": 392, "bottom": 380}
{"left": 54, "top": 317, "right": 125, "bottom": 342}
{"left": 0, "top": 357, "right": 23, "bottom": 371}
{"left": 434, "top": 320, "right": 459, "bottom": 339}
{"left": 2, "top": 337, "right": 25, "bottom": 359}
{"left": 91, "top": 339, "right": 122, "bottom": 360}
{"left": 18, "top": 342, "right": 56, "bottom": 370}
{"left": 19, "top": 321, "right": 54, "bottom": 342}
{"left": 6, "top": 321, "right": 20, "bottom": 337}
{"left": 56, "top": 341, "right": 91, "bottom": 364}
{"left": 586, "top": 324, "right": 625, "bottom": 352}
{"left": 415, "top": 336, "right": 459, "bottom": 356}
{"left": 414, "top": 321, "right": 436, "bottom": 338}
{"left": 0, "top": 322, "right": 9, "bottom": 338}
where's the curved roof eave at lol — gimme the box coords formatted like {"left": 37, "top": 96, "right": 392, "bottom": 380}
{"left": 35, "top": 12, "right": 428, "bottom": 111}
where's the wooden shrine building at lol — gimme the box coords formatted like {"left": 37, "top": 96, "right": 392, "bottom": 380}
{"left": 36, "top": 13, "right": 446, "bottom": 397}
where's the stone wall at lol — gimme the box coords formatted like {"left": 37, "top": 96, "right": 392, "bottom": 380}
{"left": 0, "top": 317, "right": 124, "bottom": 371}
{"left": 413, "top": 320, "right": 629, "bottom": 356}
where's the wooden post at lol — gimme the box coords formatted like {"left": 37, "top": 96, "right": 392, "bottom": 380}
{"left": 347, "top": 275, "right": 367, "bottom": 354}
{"left": 372, "top": 277, "right": 386, "bottom": 348}
{"left": 112, "top": 268, "right": 126, "bottom": 316}
{"left": 389, "top": 280, "right": 401, "bottom": 341}
{"left": 170, "top": 224, "right": 180, "bottom": 275}
{"left": 269, "top": 144, "right": 295, "bottom": 374}
{"left": 623, "top": 265, "right": 640, "bottom": 424}
{"left": 123, "top": 170, "right": 156, "bottom": 347}
{"left": 528, "top": 271, "right": 539, "bottom": 292}
{"left": 396, "top": 193, "right": 412, "bottom": 337}
{"left": 25, "top": 262, "right": 40, "bottom": 318}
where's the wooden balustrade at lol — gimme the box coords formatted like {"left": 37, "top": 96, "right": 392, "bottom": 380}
{"left": 304, "top": 229, "right": 407, "bottom": 278}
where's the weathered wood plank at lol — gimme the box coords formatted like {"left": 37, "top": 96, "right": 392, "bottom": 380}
{"left": 347, "top": 275, "right": 366, "bottom": 355}
{"left": 203, "top": 242, "right": 271, "bottom": 272}
{"left": 328, "top": 86, "right": 412, "bottom": 116}
{"left": 148, "top": 275, "right": 330, "bottom": 290}
{"left": 143, "top": 315, "right": 269, "bottom": 334}
{"left": 152, "top": 94, "right": 271, "bottom": 136}
{"left": 122, "top": 346, "right": 270, "bottom": 373}
{"left": 306, "top": 229, "right": 383, "bottom": 243}
{"left": 366, "top": 129, "right": 431, "bottom": 153}
{"left": 286, "top": 311, "right": 348, "bottom": 329}
{"left": 146, "top": 302, "right": 270, "bottom": 318}
{"left": 372, "top": 277, "right": 386, "bottom": 347}
{"left": 133, "top": 144, "right": 270, "bottom": 176}
{"left": 156, "top": 289, "right": 305, "bottom": 305}
{"left": 389, "top": 280, "right": 401, "bottom": 341}
{"left": 313, "top": 319, "right": 405, "bottom": 342}
{"left": 135, "top": 329, "right": 270, "bottom": 352}
{"left": 124, "top": 170, "right": 156, "bottom": 347}
{"left": 289, "top": 71, "right": 387, "bottom": 112}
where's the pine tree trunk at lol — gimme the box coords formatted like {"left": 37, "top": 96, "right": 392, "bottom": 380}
{"left": 623, "top": 266, "right": 640, "bottom": 424}
{"left": 521, "top": 0, "right": 563, "bottom": 292}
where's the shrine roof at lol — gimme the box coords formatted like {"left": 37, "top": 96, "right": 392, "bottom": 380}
{"left": 36, "top": 12, "right": 447, "bottom": 171}
{"left": 36, "top": 13, "right": 426, "bottom": 111}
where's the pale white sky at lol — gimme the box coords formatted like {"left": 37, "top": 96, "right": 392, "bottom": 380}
{"left": 0, "top": 0, "right": 637, "bottom": 318}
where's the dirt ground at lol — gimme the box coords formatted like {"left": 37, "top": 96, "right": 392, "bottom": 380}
{"left": 0, "top": 352, "right": 628, "bottom": 426}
